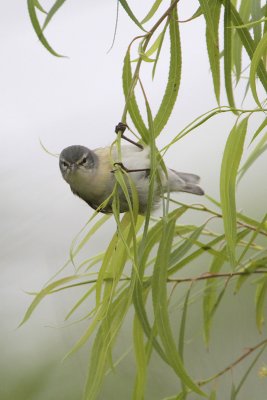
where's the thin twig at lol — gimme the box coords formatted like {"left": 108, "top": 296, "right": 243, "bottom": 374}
{"left": 168, "top": 200, "right": 267, "bottom": 237}
{"left": 198, "top": 338, "right": 267, "bottom": 386}
{"left": 50, "top": 270, "right": 267, "bottom": 293}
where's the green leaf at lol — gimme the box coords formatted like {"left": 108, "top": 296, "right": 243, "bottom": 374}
{"left": 132, "top": 31, "right": 164, "bottom": 62}
{"left": 154, "top": 5, "right": 181, "bottom": 136}
{"left": 141, "top": 0, "right": 163, "bottom": 24}
{"left": 209, "top": 390, "right": 217, "bottom": 400}
{"left": 84, "top": 286, "right": 131, "bottom": 400}
{"left": 205, "top": 0, "right": 221, "bottom": 103}
{"left": 34, "top": 0, "right": 47, "bottom": 13}
{"left": 250, "top": 117, "right": 267, "bottom": 143}
{"left": 27, "top": 0, "right": 64, "bottom": 57}
{"left": 122, "top": 50, "right": 149, "bottom": 141}
{"left": 152, "top": 19, "right": 168, "bottom": 79}
{"left": 238, "top": 131, "right": 267, "bottom": 182}
{"left": 168, "top": 233, "right": 226, "bottom": 276}
{"left": 132, "top": 297, "right": 148, "bottom": 400}
{"left": 119, "top": 0, "right": 146, "bottom": 32}
{"left": 70, "top": 214, "right": 110, "bottom": 263}
{"left": 178, "top": 286, "right": 192, "bottom": 398}
{"left": 65, "top": 284, "right": 96, "bottom": 320}
{"left": 203, "top": 229, "right": 249, "bottom": 344}
{"left": 152, "top": 218, "right": 205, "bottom": 396}
{"left": 234, "top": 343, "right": 267, "bottom": 397}
{"left": 228, "top": 2, "right": 267, "bottom": 93}
{"left": 249, "top": 30, "right": 267, "bottom": 107}
{"left": 255, "top": 276, "right": 267, "bottom": 333}
{"left": 203, "top": 249, "right": 227, "bottom": 345}
{"left": 251, "top": 0, "right": 262, "bottom": 45}
{"left": 198, "top": 0, "right": 218, "bottom": 44}
{"left": 224, "top": 0, "right": 237, "bottom": 111}
{"left": 169, "top": 224, "right": 206, "bottom": 267}
{"left": 19, "top": 274, "right": 85, "bottom": 325}
{"left": 42, "top": 0, "right": 67, "bottom": 30}
{"left": 220, "top": 117, "right": 248, "bottom": 267}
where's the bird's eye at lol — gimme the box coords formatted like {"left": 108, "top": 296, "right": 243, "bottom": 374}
{"left": 81, "top": 157, "right": 87, "bottom": 165}
{"left": 62, "top": 161, "right": 68, "bottom": 168}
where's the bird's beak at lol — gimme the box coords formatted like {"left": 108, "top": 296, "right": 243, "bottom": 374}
{"left": 70, "top": 163, "right": 78, "bottom": 172}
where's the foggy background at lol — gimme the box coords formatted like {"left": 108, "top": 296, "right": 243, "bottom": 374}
{"left": 1, "top": 1, "right": 267, "bottom": 399}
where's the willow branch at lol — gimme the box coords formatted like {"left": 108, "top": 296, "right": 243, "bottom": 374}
{"left": 50, "top": 270, "right": 267, "bottom": 293}
{"left": 198, "top": 338, "right": 267, "bottom": 386}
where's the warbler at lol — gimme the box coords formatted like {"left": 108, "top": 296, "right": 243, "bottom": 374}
{"left": 59, "top": 140, "right": 204, "bottom": 214}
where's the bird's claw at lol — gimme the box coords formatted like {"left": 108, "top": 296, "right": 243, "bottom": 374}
{"left": 114, "top": 122, "right": 143, "bottom": 149}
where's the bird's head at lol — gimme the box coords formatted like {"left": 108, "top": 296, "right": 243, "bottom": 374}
{"left": 59, "top": 145, "right": 97, "bottom": 183}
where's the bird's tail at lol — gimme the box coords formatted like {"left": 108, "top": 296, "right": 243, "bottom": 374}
{"left": 165, "top": 169, "right": 204, "bottom": 196}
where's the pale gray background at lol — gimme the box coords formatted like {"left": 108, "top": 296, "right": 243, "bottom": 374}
{"left": 1, "top": 1, "right": 267, "bottom": 399}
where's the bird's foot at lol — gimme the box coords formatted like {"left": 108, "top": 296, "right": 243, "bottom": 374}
{"left": 115, "top": 122, "right": 143, "bottom": 149}
{"left": 111, "top": 162, "right": 150, "bottom": 174}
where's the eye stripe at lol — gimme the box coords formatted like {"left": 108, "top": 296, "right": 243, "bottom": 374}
{"left": 77, "top": 156, "right": 87, "bottom": 165}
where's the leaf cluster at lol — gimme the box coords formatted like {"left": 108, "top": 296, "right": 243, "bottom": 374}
{"left": 24, "top": 1, "right": 267, "bottom": 399}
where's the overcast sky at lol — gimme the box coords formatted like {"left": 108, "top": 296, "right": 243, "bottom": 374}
{"left": 1, "top": 1, "right": 266, "bottom": 398}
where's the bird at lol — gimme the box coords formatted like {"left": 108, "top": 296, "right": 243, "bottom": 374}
{"left": 59, "top": 139, "right": 204, "bottom": 214}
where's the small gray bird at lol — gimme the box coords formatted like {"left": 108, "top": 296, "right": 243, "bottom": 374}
{"left": 59, "top": 144, "right": 204, "bottom": 214}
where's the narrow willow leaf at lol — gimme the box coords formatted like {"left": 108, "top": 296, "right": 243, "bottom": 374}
{"left": 224, "top": 0, "right": 237, "bottom": 111}
{"left": 234, "top": 344, "right": 267, "bottom": 397}
{"left": 154, "top": 6, "right": 181, "bottom": 136}
{"left": 178, "top": 287, "right": 192, "bottom": 358}
{"left": 179, "top": 6, "right": 203, "bottom": 23}
{"left": 250, "top": 117, "right": 267, "bottom": 143}
{"left": 203, "top": 229, "right": 249, "bottom": 344}
{"left": 84, "top": 287, "right": 131, "bottom": 400}
{"left": 228, "top": 2, "right": 267, "bottom": 93}
{"left": 210, "top": 390, "right": 217, "bottom": 400}
{"left": 255, "top": 276, "right": 267, "bottom": 333}
{"left": 198, "top": 0, "right": 217, "bottom": 44}
{"left": 152, "top": 218, "right": 205, "bottom": 396}
{"left": 238, "top": 131, "right": 267, "bottom": 182}
{"left": 203, "top": 250, "right": 226, "bottom": 345}
{"left": 119, "top": 0, "right": 146, "bottom": 32}
{"left": 207, "top": 194, "right": 267, "bottom": 234}
{"left": 132, "top": 307, "right": 147, "bottom": 400}
{"left": 70, "top": 214, "right": 110, "bottom": 262}
{"left": 152, "top": 19, "right": 168, "bottom": 79}
{"left": 178, "top": 286, "right": 192, "bottom": 398}
{"left": 65, "top": 284, "right": 96, "bottom": 321}
{"left": 163, "top": 395, "right": 185, "bottom": 400}
{"left": 220, "top": 117, "right": 248, "bottom": 267}
{"left": 169, "top": 224, "right": 206, "bottom": 267}
{"left": 230, "top": 384, "right": 236, "bottom": 400}
{"left": 205, "top": 0, "right": 221, "bottom": 103}
{"left": 34, "top": 0, "right": 47, "bottom": 13}
{"left": 233, "top": 17, "right": 267, "bottom": 30}
{"left": 42, "top": 0, "right": 67, "bottom": 30}
{"left": 168, "top": 232, "right": 226, "bottom": 276}
{"left": 27, "top": 0, "right": 63, "bottom": 57}
{"left": 19, "top": 275, "right": 84, "bottom": 325}
{"left": 249, "top": 30, "right": 267, "bottom": 107}
{"left": 251, "top": 0, "right": 262, "bottom": 45}
{"left": 122, "top": 50, "right": 149, "bottom": 141}
{"left": 141, "top": 0, "right": 163, "bottom": 24}
{"left": 131, "top": 31, "right": 164, "bottom": 62}
{"left": 131, "top": 83, "right": 172, "bottom": 366}
{"left": 132, "top": 210, "right": 187, "bottom": 367}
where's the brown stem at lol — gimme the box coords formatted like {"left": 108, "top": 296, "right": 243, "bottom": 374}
{"left": 167, "top": 270, "right": 267, "bottom": 284}
{"left": 50, "top": 270, "right": 267, "bottom": 293}
{"left": 169, "top": 200, "right": 267, "bottom": 238}
{"left": 198, "top": 338, "right": 267, "bottom": 386}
